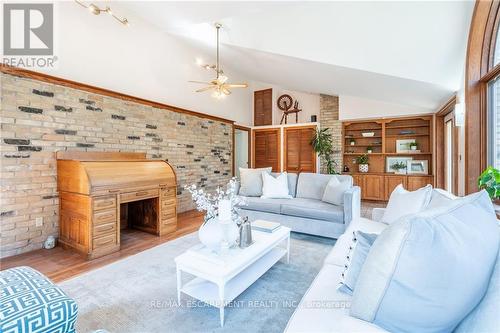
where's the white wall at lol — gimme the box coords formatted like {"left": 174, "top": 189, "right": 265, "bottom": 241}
{"left": 339, "top": 95, "right": 433, "bottom": 120}
{"left": 21, "top": 2, "right": 254, "bottom": 125}
{"left": 234, "top": 129, "right": 249, "bottom": 177}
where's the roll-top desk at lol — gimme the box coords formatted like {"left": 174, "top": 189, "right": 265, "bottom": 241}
{"left": 56, "top": 152, "right": 177, "bottom": 259}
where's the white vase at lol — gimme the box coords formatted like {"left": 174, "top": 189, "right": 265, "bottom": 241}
{"left": 359, "top": 164, "right": 369, "bottom": 173}
{"left": 198, "top": 216, "right": 224, "bottom": 252}
{"left": 220, "top": 220, "right": 239, "bottom": 247}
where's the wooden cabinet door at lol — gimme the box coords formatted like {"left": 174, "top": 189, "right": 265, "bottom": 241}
{"left": 254, "top": 89, "right": 272, "bottom": 126}
{"left": 284, "top": 127, "right": 316, "bottom": 173}
{"left": 407, "top": 176, "right": 434, "bottom": 191}
{"left": 384, "top": 175, "right": 407, "bottom": 200}
{"left": 362, "top": 175, "right": 385, "bottom": 200}
{"left": 253, "top": 128, "right": 280, "bottom": 172}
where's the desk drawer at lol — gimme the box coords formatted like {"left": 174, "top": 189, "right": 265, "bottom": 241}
{"left": 93, "top": 221, "right": 116, "bottom": 238}
{"left": 161, "top": 187, "right": 176, "bottom": 198}
{"left": 120, "top": 188, "right": 158, "bottom": 203}
{"left": 93, "top": 209, "right": 117, "bottom": 226}
{"left": 161, "top": 198, "right": 176, "bottom": 209}
{"left": 93, "top": 233, "right": 117, "bottom": 250}
{"left": 94, "top": 196, "right": 116, "bottom": 211}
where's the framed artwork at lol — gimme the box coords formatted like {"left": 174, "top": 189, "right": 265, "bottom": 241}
{"left": 396, "top": 139, "right": 416, "bottom": 153}
{"left": 406, "top": 160, "right": 428, "bottom": 174}
{"left": 386, "top": 157, "right": 412, "bottom": 173}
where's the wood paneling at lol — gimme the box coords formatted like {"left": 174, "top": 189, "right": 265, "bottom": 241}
{"left": 0, "top": 65, "right": 234, "bottom": 125}
{"left": 253, "top": 128, "right": 281, "bottom": 172}
{"left": 284, "top": 126, "right": 317, "bottom": 173}
{"left": 0, "top": 211, "right": 204, "bottom": 283}
{"left": 407, "top": 176, "right": 434, "bottom": 191}
{"left": 465, "top": 1, "right": 500, "bottom": 193}
{"left": 254, "top": 89, "right": 273, "bottom": 126}
{"left": 362, "top": 175, "right": 385, "bottom": 200}
{"left": 384, "top": 175, "right": 407, "bottom": 200}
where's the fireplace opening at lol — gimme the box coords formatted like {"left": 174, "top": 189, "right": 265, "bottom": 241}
{"left": 120, "top": 198, "right": 159, "bottom": 235}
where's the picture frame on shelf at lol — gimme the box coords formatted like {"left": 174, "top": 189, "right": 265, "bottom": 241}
{"left": 386, "top": 156, "right": 412, "bottom": 173}
{"left": 396, "top": 139, "right": 416, "bottom": 153}
{"left": 406, "top": 160, "right": 428, "bottom": 174}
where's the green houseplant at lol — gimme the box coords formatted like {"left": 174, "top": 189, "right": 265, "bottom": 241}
{"left": 478, "top": 166, "right": 500, "bottom": 200}
{"left": 367, "top": 146, "right": 373, "bottom": 154}
{"left": 410, "top": 142, "right": 418, "bottom": 151}
{"left": 311, "top": 128, "right": 339, "bottom": 174}
{"left": 391, "top": 161, "right": 407, "bottom": 174}
{"left": 356, "top": 154, "right": 369, "bottom": 173}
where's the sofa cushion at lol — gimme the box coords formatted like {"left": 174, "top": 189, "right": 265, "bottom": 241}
{"left": 425, "top": 188, "right": 457, "bottom": 210}
{"left": 350, "top": 190, "right": 500, "bottom": 333}
{"left": 238, "top": 196, "right": 293, "bottom": 214}
{"left": 281, "top": 198, "right": 344, "bottom": 223}
{"left": 381, "top": 184, "right": 432, "bottom": 224}
{"left": 455, "top": 235, "right": 500, "bottom": 333}
{"left": 262, "top": 172, "right": 292, "bottom": 199}
{"left": 239, "top": 167, "right": 272, "bottom": 197}
{"left": 272, "top": 172, "right": 298, "bottom": 197}
{"left": 338, "top": 231, "right": 378, "bottom": 295}
{"left": 296, "top": 173, "right": 335, "bottom": 200}
{"left": 322, "top": 176, "right": 351, "bottom": 205}
{"left": 324, "top": 217, "right": 387, "bottom": 267}
{"left": 284, "top": 264, "right": 388, "bottom": 333}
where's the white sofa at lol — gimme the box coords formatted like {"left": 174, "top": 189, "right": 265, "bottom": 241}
{"left": 238, "top": 173, "right": 361, "bottom": 239}
{"left": 285, "top": 207, "right": 500, "bottom": 333}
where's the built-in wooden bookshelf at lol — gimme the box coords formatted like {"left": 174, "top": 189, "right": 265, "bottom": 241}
{"left": 342, "top": 115, "right": 434, "bottom": 201}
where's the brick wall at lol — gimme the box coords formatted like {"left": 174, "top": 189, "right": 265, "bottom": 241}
{"left": 0, "top": 73, "right": 232, "bottom": 258}
{"left": 319, "top": 94, "right": 342, "bottom": 174}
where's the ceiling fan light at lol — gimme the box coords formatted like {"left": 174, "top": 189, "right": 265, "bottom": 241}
{"left": 88, "top": 4, "right": 100, "bottom": 15}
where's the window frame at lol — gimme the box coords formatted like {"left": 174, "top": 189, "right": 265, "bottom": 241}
{"left": 465, "top": 0, "right": 500, "bottom": 194}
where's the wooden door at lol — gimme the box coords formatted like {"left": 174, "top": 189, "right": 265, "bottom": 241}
{"left": 384, "top": 175, "right": 407, "bottom": 200}
{"left": 362, "top": 175, "right": 385, "bottom": 200}
{"left": 284, "top": 126, "right": 317, "bottom": 173}
{"left": 253, "top": 128, "right": 280, "bottom": 172}
{"left": 254, "top": 89, "right": 273, "bottom": 126}
{"left": 407, "top": 176, "right": 434, "bottom": 191}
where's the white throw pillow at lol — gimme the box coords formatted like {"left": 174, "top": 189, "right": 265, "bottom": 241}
{"left": 261, "top": 172, "right": 292, "bottom": 199}
{"left": 425, "top": 188, "right": 458, "bottom": 210}
{"left": 350, "top": 190, "right": 499, "bottom": 333}
{"left": 322, "top": 176, "right": 351, "bottom": 206}
{"left": 381, "top": 184, "right": 432, "bottom": 224}
{"left": 239, "top": 167, "right": 272, "bottom": 197}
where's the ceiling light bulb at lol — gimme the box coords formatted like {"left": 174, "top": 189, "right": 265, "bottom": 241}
{"left": 88, "top": 4, "right": 100, "bottom": 15}
{"left": 195, "top": 58, "right": 203, "bottom": 66}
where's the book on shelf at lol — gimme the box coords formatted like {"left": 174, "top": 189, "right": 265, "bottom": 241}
{"left": 251, "top": 220, "right": 281, "bottom": 233}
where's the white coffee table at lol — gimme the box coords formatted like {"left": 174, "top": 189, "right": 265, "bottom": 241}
{"left": 175, "top": 224, "right": 291, "bottom": 327}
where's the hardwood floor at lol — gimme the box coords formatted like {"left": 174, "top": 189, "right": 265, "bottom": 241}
{"left": 0, "top": 210, "right": 204, "bottom": 283}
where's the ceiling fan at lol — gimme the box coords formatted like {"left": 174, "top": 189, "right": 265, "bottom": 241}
{"left": 189, "top": 23, "right": 248, "bottom": 99}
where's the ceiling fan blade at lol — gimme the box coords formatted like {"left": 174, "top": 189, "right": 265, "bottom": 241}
{"left": 222, "top": 87, "right": 232, "bottom": 95}
{"left": 189, "top": 80, "right": 211, "bottom": 85}
{"left": 226, "top": 83, "right": 248, "bottom": 88}
{"left": 196, "top": 86, "right": 216, "bottom": 93}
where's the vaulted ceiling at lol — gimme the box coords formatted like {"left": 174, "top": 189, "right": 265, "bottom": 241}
{"left": 115, "top": 1, "right": 474, "bottom": 111}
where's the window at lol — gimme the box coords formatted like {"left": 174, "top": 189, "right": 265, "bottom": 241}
{"left": 488, "top": 76, "right": 500, "bottom": 169}
{"left": 465, "top": 1, "right": 500, "bottom": 193}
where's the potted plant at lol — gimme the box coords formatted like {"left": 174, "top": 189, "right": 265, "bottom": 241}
{"left": 311, "top": 128, "right": 339, "bottom": 174}
{"left": 356, "top": 154, "right": 369, "bottom": 173}
{"left": 478, "top": 166, "right": 500, "bottom": 203}
{"left": 367, "top": 146, "right": 373, "bottom": 154}
{"left": 350, "top": 139, "right": 356, "bottom": 146}
{"left": 410, "top": 142, "right": 418, "bottom": 151}
{"left": 391, "top": 161, "right": 407, "bottom": 174}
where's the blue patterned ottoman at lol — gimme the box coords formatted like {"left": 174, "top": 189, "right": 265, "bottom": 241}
{"left": 0, "top": 266, "right": 78, "bottom": 333}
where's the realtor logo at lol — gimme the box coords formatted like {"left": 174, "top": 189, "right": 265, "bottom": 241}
{"left": 3, "top": 3, "right": 54, "bottom": 56}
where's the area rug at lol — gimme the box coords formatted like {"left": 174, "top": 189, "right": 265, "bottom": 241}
{"left": 59, "top": 232, "right": 335, "bottom": 333}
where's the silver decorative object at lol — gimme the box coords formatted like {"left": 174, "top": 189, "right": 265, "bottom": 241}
{"left": 239, "top": 217, "right": 253, "bottom": 248}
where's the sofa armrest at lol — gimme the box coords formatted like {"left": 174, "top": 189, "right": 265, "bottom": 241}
{"left": 343, "top": 186, "right": 361, "bottom": 228}
{"left": 371, "top": 208, "right": 386, "bottom": 222}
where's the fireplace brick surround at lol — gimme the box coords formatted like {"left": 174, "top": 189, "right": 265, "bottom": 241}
{"left": 0, "top": 72, "right": 232, "bottom": 258}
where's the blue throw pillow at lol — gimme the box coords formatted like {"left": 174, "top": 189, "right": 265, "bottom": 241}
{"left": 338, "top": 231, "right": 378, "bottom": 295}
{"left": 350, "top": 190, "right": 500, "bottom": 333}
